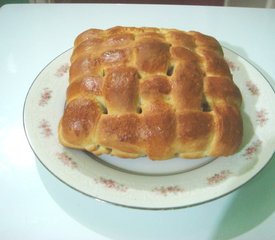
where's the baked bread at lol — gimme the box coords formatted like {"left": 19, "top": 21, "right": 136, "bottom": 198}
{"left": 58, "top": 26, "right": 243, "bottom": 160}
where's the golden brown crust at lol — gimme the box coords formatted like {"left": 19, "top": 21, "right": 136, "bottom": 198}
{"left": 171, "top": 63, "right": 203, "bottom": 111}
{"left": 58, "top": 26, "right": 243, "bottom": 160}
{"left": 67, "top": 75, "right": 103, "bottom": 101}
{"left": 58, "top": 97, "right": 101, "bottom": 149}
{"left": 136, "top": 39, "right": 171, "bottom": 74}
{"left": 142, "top": 104, "right": 176, "bottom": 160}
{"left": 96, "top": 113, "right": 143, "bottom": 155}
{"left": 210, "top": 105, "right": 243, "bottom": 156}
{"left": 176, "top": 111, "right": 214, "bottom": 158}
{"left": 103, "top": 66, "right": 139, "bottom": 114}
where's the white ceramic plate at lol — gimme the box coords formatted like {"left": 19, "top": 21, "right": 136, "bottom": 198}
{"left": 23, "top": 47, "right": 275, "bottom": 209}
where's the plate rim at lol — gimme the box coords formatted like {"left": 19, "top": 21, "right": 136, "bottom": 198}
{"left": 23, "top": 46, "right": 275, "bottom": 210}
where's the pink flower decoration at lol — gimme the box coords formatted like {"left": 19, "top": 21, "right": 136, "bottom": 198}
{"left": 246, "top": 80, "right": 260, "bottom": 96}
{"left": 39, "top": 119, "right": 53, "bottom": 137}
{"left": 39, "top": 87, "right": 52, "bottom": 106}
{"left": 55, "top": 63, "right": 69, "bottom": 77}
{"left": 207, "top": 170, "right": 232, "bottom": 185}
{"left": 243, "top": 140, "right": 262, "bottom": 160}
{"left": 56, "top": 152, "right": 77, "bottom": 169}
{"left": 256, "top": 109, "right": 268, "bottom": 127}
{"left": 152, "top": 185, "right": 184, "bottom": 196}
{"left": 94, "top": 177, "right": 128, "bottom": 192}
{"left": 226, "top": 59, "right": 240, "bottom": 71}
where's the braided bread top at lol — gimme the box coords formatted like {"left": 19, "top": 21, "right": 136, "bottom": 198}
{"left": 58, "top": 26, "right": 243, "bottom": 160}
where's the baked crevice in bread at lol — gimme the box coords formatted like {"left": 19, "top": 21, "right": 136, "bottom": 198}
{"left": 58, "top": 26, "right": 243, "bottom": 160}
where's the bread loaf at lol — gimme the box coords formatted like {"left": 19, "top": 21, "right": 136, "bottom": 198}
{"left": 58, "top": 26, "right": 243, "bottom": 160}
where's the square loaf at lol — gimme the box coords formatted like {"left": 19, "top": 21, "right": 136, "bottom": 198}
{"left": 58, "top": 26, "right": 243, "bottom": 160}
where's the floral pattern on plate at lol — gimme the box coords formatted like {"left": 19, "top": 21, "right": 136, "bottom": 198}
{"left": 256, "top": 109, "right": 268, "bottom": 127}
{"left": 56, "top": 152, "right": 78, "bottom": 169}
{"left": 94, "top": 177, "right": 128, "bottom": 192}
{"left": 152, "top": 185, "right": 184, "bottom": 196}
{"left": 242, "top": 139, "right": 262, "bottom": 160}
{"left": 39, "top": 87, "right": 52, "bottom": 106}
{"left": 39, "top": 119, "right": 53, "bottom": 138}
{"left": 226, "top": 58, "right": 240, "bottom": 72}
{"left": 207, "top": 170, "right": 232, "bottom": 185}
{"left": 55, "top": 63, "right": 69, "bottom": 77}
{"left": 246, "top": 80, "right": 260, "bottom": 96}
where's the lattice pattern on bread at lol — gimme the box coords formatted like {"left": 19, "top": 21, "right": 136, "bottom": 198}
{"left": 58, "top": 26, "right": 243, "bottom": 160}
